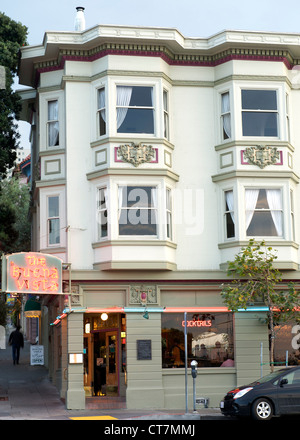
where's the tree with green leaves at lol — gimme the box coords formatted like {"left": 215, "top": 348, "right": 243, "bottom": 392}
{"left": 221, "top": 239, "right": 300, "bottom": 371}
{"left": 0, "top": 12, "right": 28, "bottom": 177}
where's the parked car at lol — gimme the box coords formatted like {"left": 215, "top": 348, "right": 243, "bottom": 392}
{"left": 220, "top": 366, "right": 300, "bottom": 420}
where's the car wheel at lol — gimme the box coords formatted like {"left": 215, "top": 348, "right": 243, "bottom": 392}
{"left": 251, "top": 398, "right": 273, "bottom": 421}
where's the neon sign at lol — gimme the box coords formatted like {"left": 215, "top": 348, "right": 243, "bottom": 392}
{"left": 182, "top": 320, "right": 212, "bottom": 328}
{"left": 3, "top": 252, "right": 63, "bottom": 295}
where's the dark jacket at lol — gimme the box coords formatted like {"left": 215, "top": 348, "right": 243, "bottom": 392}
{"left": 9, "top": 329, "right": 24, "bottom": 348}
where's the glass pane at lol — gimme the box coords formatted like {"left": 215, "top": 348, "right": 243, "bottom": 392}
{"left": 49, "top": 218, "right": 60, "bottom": 244}
{"left": 242, "top": 90, "right": 277, "bottom": 110}
{"left": 242, "top": 112, "right": 278, "bottom": 136}
{"left": 246, "top": 211, "right": 281, "bottom": 236}
{"left": 161, "top": 313, "right": 234, "bottom": 368}
{"left": 117, "top": 108, "right": 154, "bottom": 133}
{"left": 48, "top": 196, "right": 59, "bottom": 217}
{"left": 108, "top": 335, "right": 116, "bottom": 374}
{"left": 119, "top": 209, "right": 157, "bottom": 235}
{"left": 122, "top": 186, "right": 155, "bottom": 208}
{"left": 99, "top": 111, "right": 106, "bottom": 136}
{"left": 226, "top": 213, "right": 235, "bottom": 238}
{"left": 129, "top": 86, "right": 153, "bottom": 107}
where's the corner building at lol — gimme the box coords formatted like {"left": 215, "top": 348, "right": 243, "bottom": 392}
{"left": 18, "top": 19, "right": 300, "bottom": 410}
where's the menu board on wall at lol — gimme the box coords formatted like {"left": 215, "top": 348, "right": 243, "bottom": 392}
{"left": 137, "top": 339, "right": 152, "bottom": 360}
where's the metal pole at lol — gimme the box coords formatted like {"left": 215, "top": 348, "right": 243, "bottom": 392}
{"left": 286, "top": 350, "right": 288, "bottom": 367}
{"left": 193, "top": 376, "right": 196, "bottom": 413}
{"left": 184, "top": 312, "right": 188, "bottom": 413}
{"left": 260, "top": 342, "right": 263, "bottom": 377}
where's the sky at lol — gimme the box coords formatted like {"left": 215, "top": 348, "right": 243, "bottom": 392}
{"left": 2, "top": 0, "right": 300, "bottom": 149}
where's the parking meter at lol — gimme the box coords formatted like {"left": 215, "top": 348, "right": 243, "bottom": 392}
{"left": 191, "top": 360, "right": 198, "bottom": 378}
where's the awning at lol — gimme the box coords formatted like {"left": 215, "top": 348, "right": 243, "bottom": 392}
{"left": 24, "top": 298, "right": 41, "bottom": 318}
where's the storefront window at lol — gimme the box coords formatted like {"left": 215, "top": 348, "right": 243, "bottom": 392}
{"left": 274, "top": 322, "right": 300, "bottom": 366}
{"left": 162, "top": 313, "right": 234, "bottom": 368}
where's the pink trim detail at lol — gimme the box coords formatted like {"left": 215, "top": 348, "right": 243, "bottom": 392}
{"left": 241, "top": 149, "right": 283, "bottom": 166}
{"left": 114, "top": 146, "right": 158, "bottom": 164}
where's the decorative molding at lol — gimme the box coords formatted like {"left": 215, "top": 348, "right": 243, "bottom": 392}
{"left": 129, "top": 285, "right": 158, "bottom": 305}
{"left": 117, "top": 142, "right": 156, "bottom": 167}
{"left": 243, "top": 145, "right": 280, "bottom": 168}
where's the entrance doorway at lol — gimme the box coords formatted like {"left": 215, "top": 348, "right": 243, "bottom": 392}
{"left": 83, "top": 313, "right": 126, "bottom": 398}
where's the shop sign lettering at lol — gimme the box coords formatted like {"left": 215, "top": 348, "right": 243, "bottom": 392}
{"left": 182, "top": 320, "right": 212, "bottom": 328}
{"left": 3, "top": 252, "right": 63, "bottom": 295}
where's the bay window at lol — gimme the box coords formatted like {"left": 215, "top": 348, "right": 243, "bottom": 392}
{"left": 116, "top": 86, "right": 154, "bottom": 134}
{"left": 242, "top": 89, "right": 278, "bottom": 137}
{"left": 245, "top": 188, "right": 283, "bottom": 237}
{"left": 163, "top": 89, "right": 169, "bottom": 140}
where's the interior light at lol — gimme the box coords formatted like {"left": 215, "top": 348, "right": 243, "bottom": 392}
{"left": 101, "top": 312, "right": 108, "bottom": 321}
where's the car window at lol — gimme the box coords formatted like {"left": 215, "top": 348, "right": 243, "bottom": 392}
{"left": 280, "top": 369, "right": 300, "bottom": 386}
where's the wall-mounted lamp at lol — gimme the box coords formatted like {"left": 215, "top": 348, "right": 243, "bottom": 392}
{"left": 142, "top": 309, "right": 149, "bottom": 319}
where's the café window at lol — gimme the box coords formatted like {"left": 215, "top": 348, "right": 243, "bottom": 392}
{"left": 274, "top": 322, "right": 300, "bottom": 366}
{"left": 161, "top": 313, "right": 234, "bottom": 368}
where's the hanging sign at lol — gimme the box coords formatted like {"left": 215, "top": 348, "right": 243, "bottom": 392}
{"left": 2, "top": 252, "right": 63, "bottom": 295}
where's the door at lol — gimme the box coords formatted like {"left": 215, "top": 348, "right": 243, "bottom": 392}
{"left": 106, "top": 331, "right": 118, "bottom": 393}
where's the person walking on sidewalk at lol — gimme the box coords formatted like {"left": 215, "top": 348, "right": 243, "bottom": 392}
{"left": 8, "top": 325, "right": 24, "bottom": 365}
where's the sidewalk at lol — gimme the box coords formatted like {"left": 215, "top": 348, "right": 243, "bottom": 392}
{"left": 0, "top": 338, "right": 223, "bottom": 421}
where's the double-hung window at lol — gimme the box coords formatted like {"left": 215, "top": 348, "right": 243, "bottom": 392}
{"left": 97, "top": 88, "right": 106, "bottom": 136}
{"left": 97, "top": 187, "right": 108, "bottom": 239}
{"left": 116, "top": 86, "right": 154, "bottom": 134}
{"left": 118, "top": 186, "right": 157, "bottom": 236}
{"left": 47, "top": 196, "right": 60, "bottom": 245}
{"left": 242, "top": 90, "right": 278, "bottom": 137}
{"left": 47, "top": 100, "right": 59, "bottom": 147}
{"left": 245, "top": 188, "right": 283, "bottom": 237}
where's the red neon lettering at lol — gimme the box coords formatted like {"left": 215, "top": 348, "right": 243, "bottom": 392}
{"left": 182, "top": 320, "right": 212, "bottom": 327}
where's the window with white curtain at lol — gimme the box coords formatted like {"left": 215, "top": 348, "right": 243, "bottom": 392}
{"left": 242, "top": 90, "right": 278, "bottom": 137}
{"left": 245, "top": 188, "right": 283, "bottom": 237}
{"left": 97, "top": 88, "right": 106, "bottom": 136}
{"left": 221, "top": 92, "right": 231, "bottom": 140}
{"left": 116, "top": 86, "right": 154, "bottom": 134}
{"left": 224, "top": 190, "right": 235, "bottom": 238}
{"left": 47, "top": 196, "right": 60, "bottom": 245}
{"left": 97, "top": 187, "right": 108, "bottom": 239}
{"left": 47, "top": 100, "right": 59, "bottom": 147}
{"left": 118, "top": 186, "right": 157, "bottom": 235}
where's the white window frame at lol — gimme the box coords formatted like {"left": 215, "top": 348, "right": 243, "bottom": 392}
{"left": 40, "top": 91, "right": 64, "bottom": 151}
{"left": 40, "top": 187, "right": 66, "bottom": 249}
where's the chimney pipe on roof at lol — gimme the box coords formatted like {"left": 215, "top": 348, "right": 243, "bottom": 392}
{"left": 74, "top": 6, "right": 85, "bottom": 32}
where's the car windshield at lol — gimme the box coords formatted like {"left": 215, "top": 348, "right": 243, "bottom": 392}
{"left": 249, "top": 370, "right": 283, "bottom": 385}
